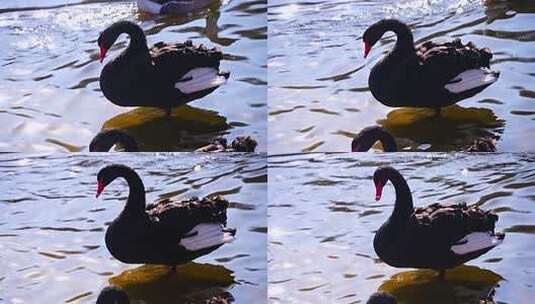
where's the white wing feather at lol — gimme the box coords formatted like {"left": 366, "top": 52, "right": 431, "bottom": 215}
{"left": 451, "top": 232, "right": 503, "bottom": 255}
{"left": 175, "top": 67, "right": 228, "bottom": 94}
{"left": 179, "top": 223, "right": 234, "bottom": 251}
{"left": 444, "top": 68, "right": 498, "bottom": 94}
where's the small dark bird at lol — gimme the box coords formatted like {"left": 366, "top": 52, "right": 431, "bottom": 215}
{"left": 89, "top": 129, "right": 139, "bottom": 152}
{"left": 196, "top": 136, "right": 258, "bottom": 152}
{"left": 96, "top": 164, "right": 236, "bottom": 265}
{"left": 363, "top": 19, "right": 499, "bottom": 114}
{"left": 480, "top": 284, "right": 497, "bottom": 304}
{"left": 205, "top": 292, "right": 234, "bottom": 304}
{"left": 352, "top": 126, "right": 397, "bottom": 152}
{"left": 367, "top": 292, "right": 397, "bottom": 304}
{"left": 373, "top": 166, "right": 504, "bottom": 274}
{"left": 96, "top": 286, "right": 129, "bottom": 304}
{"left": 98, "top": 21, "right": 229, "bottom": 115}
{"left": 464, "top": 137, "right": 497, "bottom": 152}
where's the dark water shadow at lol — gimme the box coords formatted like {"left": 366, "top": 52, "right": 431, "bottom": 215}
{"left": 109, "top": 262, "right": 235, "bottom": 304}
{"left": 484, "top": 0, "right": 535, "bottom": 23}
{"left": 101, "top": 105, "right": 231, "bottom": 151}
{"left": 377, "top": 265, "right": 503, "bottom": 304}
{"left": 377, "top": 105, "right": 504, "bottom": 151}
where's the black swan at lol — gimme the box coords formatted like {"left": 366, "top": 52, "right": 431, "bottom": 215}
{"left": 352, "top": 126, "right": 397, "bottom": 152}
{"left": 137, "top": 0, "right": 215, "bottom": 14}
{"left": 96, "top": 286, "right": 129, "bottom": 304}
{"left": 363, "top": 19, "right": 499, "bottom": 114}
{"left": 98, "top": 21, "right": 229, "bottom": 115}
{"left": 96, "top": 164, "right": 236, "bottom": 265}
{"left": 367, "top": 292, "right": 397, "bottom": 304}
{"left": 372, "top": 166, "right": 504, "bottom": 273}
{"left": 196, "top": 136, "right": 258, "bottom": 152}
{"left": 89, "top": 129, "right": 139, "bottom": 152}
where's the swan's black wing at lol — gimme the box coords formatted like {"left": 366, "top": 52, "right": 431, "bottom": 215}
{"left": 150, "top": 40, "right": 223, "bottom": 84}
{"left": 404, "top": 202, "right": 499, "bottom": 248}
{"left": 146, "top": 195, "right": 229, "bottom": 237}
{"left": 414, "top": 38, "right": 493, "bottom": 88}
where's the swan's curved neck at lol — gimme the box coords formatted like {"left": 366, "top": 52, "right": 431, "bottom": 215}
{"left": 381, "top": 134, "right": 397, "bottom": 152}
{"left": 89, "top": 130, "right": 138, "bottom": 152}
{"left": 124, "top": 25, "right": 148, "bottom": 53}
{"left": 387, "top": 169, "right": 414, "bottom": 220}
{"left": 353, "top": 129, "right": 397, "bottom": 152}
{"left": 90, "top": 131, "right": 138, "bottom": 152}
{"left": 120, "top": 138, "right": 138, "bottom": 152}
{"left": 383, "top": 20, "right": 414, "bottom": 55}
{"left": 110, "top": 22, "right": 148, "bottom": 57}
{"left": 112, "top": 166, "right": 146, "bottom": 214}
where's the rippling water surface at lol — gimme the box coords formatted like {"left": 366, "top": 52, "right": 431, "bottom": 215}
{"left": 268, "top": 0, "right": 535, "bottom": 152}
{"left": 0, "top": 153, "right": 267, "bottom": 303}
{"left": 269, "top": 153, "right": 535, "bottom": 303}
{"left": 0, "top": 0, "right": 266, "bottom": 152}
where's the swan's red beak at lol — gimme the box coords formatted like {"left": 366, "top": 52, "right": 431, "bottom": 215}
{"left": 99, "top": 46, "right": 108, "bottom": 63}
{"left": 375, "top": 182, "right": 383, "bottom": 201}
{"left": 364, "top": 41, "right": 371, "bottom": 59}
{"left": 96, "top": 180, "right": 105, "bottom": 198}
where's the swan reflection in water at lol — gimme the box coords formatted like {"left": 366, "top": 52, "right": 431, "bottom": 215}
{"left": 376, "top": 265, "right": 502, "bottom": 304}
{"left": 378, "top": 105, "right": 504, "bottom": 151}
{"left": 108, "top": 263, "right": 235, "bottom": 304}
{"left": 98, "top": 105, "right": 231, "bottom": 151}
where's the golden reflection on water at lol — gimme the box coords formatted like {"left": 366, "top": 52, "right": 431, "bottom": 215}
{"left": 100, "top": 105, "right": 230, "bottom": 151}
{"left": 109, "top": 263, "right": 235, "bottom": 304}
{"left": 378, "top": 105, "right": 504, "bottom": 150}
{"left": 378, "top": 265, "right": 502, "bottom": 304}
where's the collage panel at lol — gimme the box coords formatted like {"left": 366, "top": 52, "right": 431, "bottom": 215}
{"left": 268, "top": 0, "right": 535, "bottom": 153}
{"left": 0, "top": 153, "right": 267, "bottom": 303}
{"left": 269, "top": 153, "right": 535, "bottom": 304}
{"left": 0, "top": 0, "right": 266, "bottom": 152}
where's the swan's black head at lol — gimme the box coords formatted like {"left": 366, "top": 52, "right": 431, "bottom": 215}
{"left": 351, "top": 126, "right": 397, "bottom": 152}
{"left": 373, "top": 166, "right": 397, "bottom": 202}
{"left": 97, "top": 21, "right": 143, "bottom": 63}
{"left": 362, "top": 19, "right": 406, "bottom": 58}
{"left": 89, "top": 129, "right": 139, "bottom": 152}
{"left": 96, "top": 286, "right": 130, "bottom": 304}
{"left": 367, "top": 292, "right": 397, "bottom": 304}
{"left": 96, "top": 164, "right": 133, "bottom": 198}
{"left": 97, "top": 26, "right": 115, "bottom": 63}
